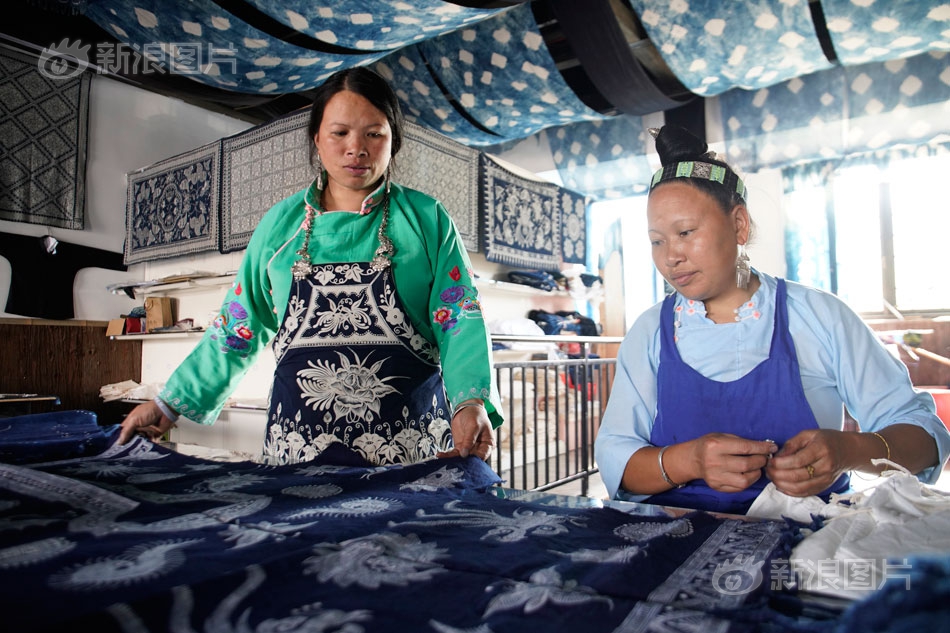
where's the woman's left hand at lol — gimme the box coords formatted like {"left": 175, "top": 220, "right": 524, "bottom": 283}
{"left": 765, "top": 429, "right": 848, "bottom": 496}
{"left": 437, "top": 400, "right": 494, "bottom": 461}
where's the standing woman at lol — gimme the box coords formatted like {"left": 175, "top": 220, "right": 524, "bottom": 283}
{"left": 595, "top": 125, "right": 950, "bottom": 514}
{"left": 120, "top": 67, "right": 503, "bottom": 466}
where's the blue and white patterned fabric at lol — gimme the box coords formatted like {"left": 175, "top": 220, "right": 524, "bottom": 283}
{"left": 124, "top": 141, "right": 220, "bottom": 265}
{"left": 559, "top": 188, "right": 588, "bottom": 266}
{"left": 417, "top": 3, "right": 607, "bottom": 142}
{"left": 482, "top": 154, "right": 562, "bottom": 271}
{"left": 628, "top": 0, "right": 832, "bottom": 96}
{"left": 546, "top": 115, "right": 656, "bottom": 200}
{"left": 373, "top": 44, "right": 504, "bottom": 147}
{"left": 820, "top": 0, "right": 950, "bottom": 65}
{"left": 0, "top": 410, "right": 804, "bottom": 633}
{"left": 719, "top": 50, "right": 950, "bottom": 173}
{"left": 239, "top": 0, "right": 511, "bottom": 51}
{"left": 220, "top": 109, "right": 312, "bottom": 253}
{"left": 83, "top": 0, "right": 389, "bottom": 94}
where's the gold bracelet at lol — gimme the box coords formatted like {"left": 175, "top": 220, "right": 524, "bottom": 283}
{"left": 657, "top": 445, "right": 685, "bottom": 489}
{"left": 870, "top": 431, "right": 891, "bottom": 462}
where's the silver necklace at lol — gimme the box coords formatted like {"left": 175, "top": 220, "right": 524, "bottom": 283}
{"left": 292, "top": 181, "right": 394, "bottom": 281}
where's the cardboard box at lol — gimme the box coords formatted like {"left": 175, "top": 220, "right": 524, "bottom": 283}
{"left": 106, "top": 318, "right": 126, "bottom": 337}
{"left": 145, "top": 297, "right": 178, "bottom": 332}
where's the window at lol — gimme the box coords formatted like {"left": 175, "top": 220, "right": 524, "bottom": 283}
{"left": 786, "top": 152, "right": 950, "bottom": 316}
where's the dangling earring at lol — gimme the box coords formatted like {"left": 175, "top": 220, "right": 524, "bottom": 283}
{"left": 315, "top": 155, "right": 324, "bottom": 191}
{"left": 385, "top": 163, "right": 392, "bottom": 194}
{"left": 736, "top": 244, "right": 751, "bottom": 290}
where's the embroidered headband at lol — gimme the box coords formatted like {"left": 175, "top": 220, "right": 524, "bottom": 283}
{"left": 649, "top": 160, "right": 747, "bottom": 201}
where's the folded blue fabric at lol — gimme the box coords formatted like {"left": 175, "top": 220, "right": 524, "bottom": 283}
{"left": 0, "top": 410, "right": 114, "bottom": 464}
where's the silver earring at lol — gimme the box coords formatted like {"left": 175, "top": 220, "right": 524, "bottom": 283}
{"left": 385, "top": 164, "right": 392, "bottom": 194}
{"left": 315, "top": 155, "right": 324, "bottom": 190}
{"left": 736, "top": 244, "right": 751, "bottom": 290}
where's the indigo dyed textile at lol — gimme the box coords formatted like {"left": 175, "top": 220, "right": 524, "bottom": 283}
{"left": 124, "top": 141, "right": 221, "bottom": 265}
{"left": 0, "top": 47, "right": 89, "bottom": 230}
{"left": 220, "top": 109, "right": 312, "bottom": 253}
{"left": 397, "top": 122, "right": 480, "bottom": 252}
{"left": 481, "top": 155, "right": 561, "bottom": 271}
{"left": 0, "top": 410, "right": 805, "bottom": 633}
{"left": 559, "top": 188, "right": 587, "bottom": 265}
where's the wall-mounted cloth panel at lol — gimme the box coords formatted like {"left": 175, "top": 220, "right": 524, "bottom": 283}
{"left": 819, "top": 0, "right": 950, "bottom": 66}
{"left": 220, "top": 109, "right": 312, "bottom": 253}
{"left": 373, "top": 45, "right": 504, "bottom": 147}
{"left": 481, "top": 154, "right": 562, "bottom": 271}
{"left": 83, "top": 0, "right": 388, "bottom": 94}
{"left": 547, "top": 116, "right": 655, "bottom": 201}
{"left": 236, "top": 0, "right": 510, "bottom": 52}
{"left": 0, "top": 47, "right": 89, "bottom": 230}
{"left": 559, "top": 188, "right": 588, "bottom": 266}
{"left": 396, "top": 122, "right": 481, "bottom": 252}
{"left": 417, "top": 3, "right": 607, "bottom": 141}
{"left": 719, "top": 50, "right": 950, "bottom": 173}
{"left": 124, "top": 141, "right": 220, "bottom": 265}
{"left": 545, "top": 0, "right": 693, "bottom": 116}
{"left": 628, "top": 0, "right": 833, "bottom": 96}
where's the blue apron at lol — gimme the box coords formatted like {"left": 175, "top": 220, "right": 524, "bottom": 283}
{"left": 648, "top": 279, "right": 849, "bottom": 514}
{"left": 262, "top": 261, "right": 452, "bottom": 465}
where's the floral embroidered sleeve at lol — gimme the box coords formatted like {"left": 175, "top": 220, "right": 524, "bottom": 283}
{"left": 159, "top": 208, "right": 287, "bottom": 424}
{"left": 428, "top": 204, "right": 504, "bottom": 429}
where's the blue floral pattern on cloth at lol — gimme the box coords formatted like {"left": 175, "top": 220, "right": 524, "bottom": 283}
{"left": 433, "top": 266, "right": 481, "bottom": 335}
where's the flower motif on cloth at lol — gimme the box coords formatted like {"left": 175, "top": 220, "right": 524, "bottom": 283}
{"left": 433, "top": 265, "right": 482, "bottom": 334}
{"left": 209, "top": 300, "right": 255, "bottom": 357}
{"left": 296, "top": 351, "right": 402, "bottom": 425}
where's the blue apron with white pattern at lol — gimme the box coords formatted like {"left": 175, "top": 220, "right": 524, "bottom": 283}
{"left": 263, "top": 261, "right": 452, "bottom": 465}
{"left": 648, "top": 279, "right": 849, "bottom": 514}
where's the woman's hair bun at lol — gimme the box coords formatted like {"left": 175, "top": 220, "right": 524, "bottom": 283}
{"left": 654, "top": 125, "right": 713, "bottom": 166}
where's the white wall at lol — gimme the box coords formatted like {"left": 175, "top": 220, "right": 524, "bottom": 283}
{"left": 0, "top": 75, "right": 252, "bottom": 321}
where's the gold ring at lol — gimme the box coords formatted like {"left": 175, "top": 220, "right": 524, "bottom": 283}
{"left": 806, "top": 464, "right": 815, "bottom": 478}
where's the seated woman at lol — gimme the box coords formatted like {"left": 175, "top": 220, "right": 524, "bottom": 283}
{"left": 594, "top": 124, "right": 950, "bottom": 515}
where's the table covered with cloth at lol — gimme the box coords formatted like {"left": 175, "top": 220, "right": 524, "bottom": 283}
{"left": 0, "top": 410, "right": 931, "bottom": 633}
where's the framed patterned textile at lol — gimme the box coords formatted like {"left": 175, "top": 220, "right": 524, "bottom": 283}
{"left": 220, "top": 109, "right": 313, "bottom": 253}
{"left": 481, "top": 154, "right": 562, "bottom": 271}
{"left": 559, "top": 188, "right": 587, "bottom": 265}
{"left": 124, "top": 141, "right": 221, "bottom": 265}
{"left": 0, "top": 47, "right": 90, "bottom": 230}
{"left": 396, "top": 122, "right": 480, "bottom": 252}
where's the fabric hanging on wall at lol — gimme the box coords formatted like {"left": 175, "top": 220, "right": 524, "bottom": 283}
{"left": 220, "top": 109, "right": 312, "bottom": 253}
{"left": 396, "top": 122, "right": 481, "bottom": 252}
{"left": 719, "top": 50, "right": 950, "bottom": 174}
{"left": 124, "top": 141, "right": 221, "bottom": 265}
{"left": 559, "top": 188, "right": 587, "bottom": 266}
{"left": 417, "top": 3, "right": 607, "bottom": 143}
{"left": 819, "top": 0, "right": 950, "bottom": 66}
{"left": 481, "top": 154, "right": 562, "bottom": 271}
{"left": 0, "top": 232, "right": 126, "bottom": 319}
{"left": 627, "top": 0, "right": 832, "bottom": 97}
{"left": 373, "top": 45, "right": 504, "bottom": 147}
{"left": 0, "top": 47, "right": 89, "bottom": 230}
{"left": 546, "top": 115, "right": 655, "bottom": 201}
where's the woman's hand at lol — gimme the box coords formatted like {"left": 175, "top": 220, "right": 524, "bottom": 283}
{"left": 437, "top": 400, "right": 494, "bottom": 461}
{"left": 118, "top": 401, "right": 176, "bottom": 445}
{"left": 765, "top": 429, "right": 848, "bottom": 496}
{"left": 689, "top": 433, "right": 777, "bottom": 492}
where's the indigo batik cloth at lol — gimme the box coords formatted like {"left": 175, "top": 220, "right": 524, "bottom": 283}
{"left": 124, "top": 141, "right": 221, "bottom": 265}
{"left": 0, "top": 47, "right": 89, "bottom": 230}
{"left": 0, "top": 410, "right": 808, "bottom": 633}
{"left": 481, "top": 154, "right": 561, "bottom": 271}
{"left": 220, "top": 109, "right": 312, "bottom": 253}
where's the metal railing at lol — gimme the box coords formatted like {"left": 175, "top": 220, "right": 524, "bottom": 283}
{"left": 489, "top": 334, "right": 622, "bottom": 496}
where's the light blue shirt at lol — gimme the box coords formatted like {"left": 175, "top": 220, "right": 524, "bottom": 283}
{"left": 595, "top": 271, "right": 950, "bottom": 501}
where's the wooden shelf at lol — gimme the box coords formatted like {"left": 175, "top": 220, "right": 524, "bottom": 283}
{"left": 108, "top": 273, "right": 236, "bottom": 298}
{"left": 475, "top": 278, "right": 569, "bottom": 296}
{"left": 111, "top": 330, "right": 205, "bottom": 341}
